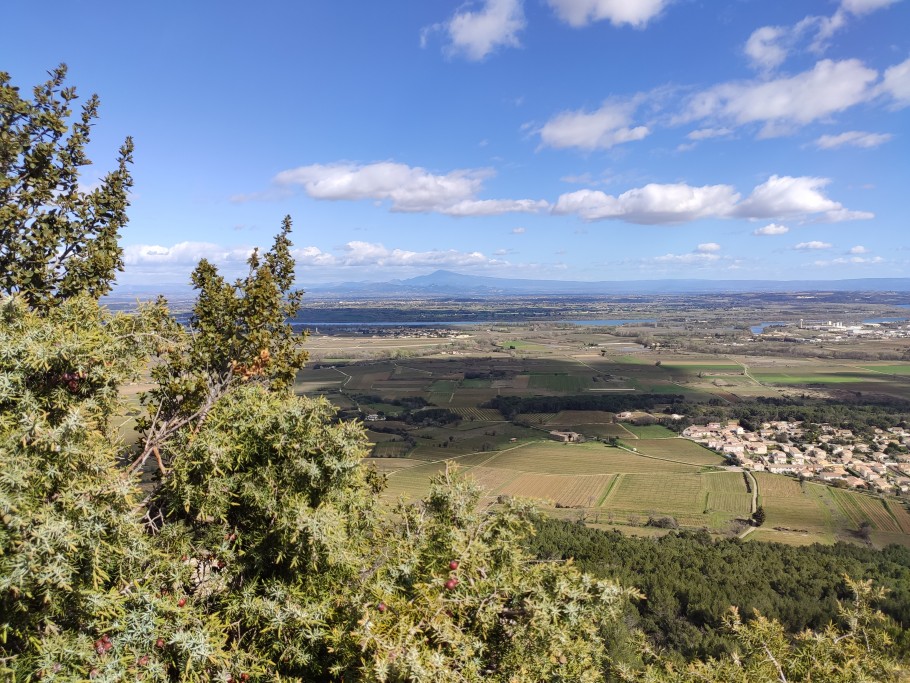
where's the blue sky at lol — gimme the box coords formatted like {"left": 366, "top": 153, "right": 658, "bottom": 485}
{"left": 5, "top": 0, "right": 910, "bottom": 284}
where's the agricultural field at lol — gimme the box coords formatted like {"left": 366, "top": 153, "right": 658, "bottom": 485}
{"left": 619, "top": 423, "right": 677, "bottom": 439}
{"left": 625, "top": 439, "right": 725, "bottom": 465}
{"left": 291, "top": 326, "right": 910, "bottom": 548}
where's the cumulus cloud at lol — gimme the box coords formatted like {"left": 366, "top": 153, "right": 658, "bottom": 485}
{"left": 336, "top": 241, "right": 500, "bottom": 268}
{"left": 537, "top": 99, "right": 649, "bottom": 151}
{"left": 553, "top": 175, "right": 871, "bottom": 224}
{"left": 266, "top": 161, "right": 547, "bottom": 216}
{"left": 841, "top": 0, "right": 900, "bottom": 15}
{"left": 683, "top": 59, "right": 879, "bottom": 136}
{"left": 511, "top": 227, "right": 526, "bottom": 234}
{"left": 753, "top": 223, "right": 790, "bottom": 236}
{"left": 732, "top": 175, "right": 872, "bottom": 222}
{"left": 744, "top": 0, "right": 899, "bottom": 72}
{"left": 880, "top": 56, "right": 910, "bottom": 107}
{"left": 552, "top": 182, "right": 740, "bottom": 224}
{"left": 424, "top": 0, "right": 526, "bottom": 61}
{"left": 815, "top": 131, "right": 893, "bottom": 149}
{"left": 696, "top": 242, "right": 721, "bottom": 253}
{"left": 794, "top": 241, "right": 833, "bottom": 250}
{"left": 125, "top": 240, "right": 507, "bottom": 274}
{"left": 744, "top": 25, "right": 793, "bottom": 71}
{"left": 123, "top": 242, "right": 254, "bottom": 266}
{"left": 545, "top": 0, "right": 670, "bottom": 28}
{"left": 849, "top": 245, "right": 868, "bottom": 254}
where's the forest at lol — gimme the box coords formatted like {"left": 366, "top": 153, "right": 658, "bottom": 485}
{"left": 529, "top": 520, "right": 910, "bottom": 661}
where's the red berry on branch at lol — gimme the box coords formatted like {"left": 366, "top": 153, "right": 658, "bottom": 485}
{"left": 445, "top": 578, "right": 459, "bottom": 590}
{"left": 377, "top": 602, "right": 387, "bottom": 613}
{"left": 240, "top": 674, "right": 250, "bottom": 682}
{"left": 138, "top": 655, "right": 149, "bottom": 666}
{"left": 449, "top": 560, "right": 459, "bottom": 571}
{"left": 155, "top": 638, "right": 165, "bottom": 649}
{"left": 177, "top": 597, "right": 186, "bottom": 607}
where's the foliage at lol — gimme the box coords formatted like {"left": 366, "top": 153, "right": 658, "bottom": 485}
{"left": 135, "top": 217, "right": 308, "bottom": 480}
{"left": 487, "top": 393, "right": 683, "bottom": 421}
{"left": 751, "top": 506, "right": 766, "bottom": 527}
{"left": 529, "top": 519, "right": 910, "bottom": 662}
{"left": 0, "top": 65, "right": 133, "bottom": 308}
{"left": 617, "top": 579, "right": 901, "bottom": 682}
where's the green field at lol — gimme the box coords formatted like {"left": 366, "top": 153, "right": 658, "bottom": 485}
{"left": 619, "top": 423, "right": 677, "bottom": 439}
{"left": 293, "top": 330, "right": 910, "bottom": 548}
{"left": 528, "top": 373, "right": 592, "bottom": 392}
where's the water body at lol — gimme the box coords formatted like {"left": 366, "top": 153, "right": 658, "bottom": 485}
{"left": 293, "top": 318, "right": 658, "bottom": 329}
{"left": 862, "top": 317, "right": 908, "bottom": 324}
{"left": 750, "top": 321, "right": 789, "bottom": 334}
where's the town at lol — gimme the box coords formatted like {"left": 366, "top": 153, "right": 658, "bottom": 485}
{"left": 683, "top": 420, "right": 910, "bottom": 494}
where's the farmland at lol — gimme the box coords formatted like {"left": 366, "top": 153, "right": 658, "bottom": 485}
{"left": 294, "top": 322, "right": 910, "bottom": 548}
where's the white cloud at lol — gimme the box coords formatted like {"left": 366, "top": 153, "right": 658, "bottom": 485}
{"left": 554, "top": 175, "right": 871, "bottom": 224}
{"left": 814, "top": 131, "right": 893, "bottom": 149}
{"left": 442, "top": 198, "right": 549, "bottom": 216}
{"left": 537, "top": 100, "right": 649, "bottom": 151}
{"left": 753, "top": 223, "right": 790, "bottom": 236}
{"left": 794, "top": 241, "right": 833, "bottom": 250}
{"left": 552, "top": 182, "right": 740, "bottom": 224}
{"left": 125, "top": 240, "right": 508, "bottom": 274}
{"left": 337, "top": 241, "right": 501, "bottom": 268}
{"left": 744, "top": 25, "right": 791, "bottom": 71}
{"left": 427, "top": 0, "right": 526, "bottom": 61}
{"left": 687, "top": 127, "right": 732, "bottom": 141}
{"left": 880, "top": 56, "right": 910, "bottom": 107}
{"left": 841, "top": 0, "right": 900, "bottom": 15}
{"left": 511, "top": 227, "right": 526, "bottom": 234}
{"left": 696, "top": 242, "right": 721, "bottom": 253}
{"left": 813, "top": 255, "right": 884, "bottom": 266}
{"left": 744, "top": 1, "right": 898, "bottom": 72}
{"left": 684, "top": 60, "right": 878, "bottom": 136}
{"left": 546, "top": 0, "right": 670, "bottom": 28}
{"left": 651, "top": 251, "right": 720, "bottom": 266}
{"left": 270, "top": 161, "right": 547, "bottom": 216}
{"left": 849, "top": 245, "right": 868, "bottom": 254}
{"left": 123, "top": 242, "right": 254, "bottom": 266}
{"left": 733, "top": 175, "right": 872, "bottom": 222}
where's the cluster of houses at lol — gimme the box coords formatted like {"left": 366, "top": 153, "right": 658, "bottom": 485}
{"left": 682, "top": 420, "right": 910, "bottom": 494}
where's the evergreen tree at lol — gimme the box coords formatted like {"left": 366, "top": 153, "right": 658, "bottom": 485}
{"left": 0, "top": 65, "right": 133, "bottom": 307}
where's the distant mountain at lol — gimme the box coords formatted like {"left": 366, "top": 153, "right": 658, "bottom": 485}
{"left": 304, "top": 270, "right": 910, "bottom": 297}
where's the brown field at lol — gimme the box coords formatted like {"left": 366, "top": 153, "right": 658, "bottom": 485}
{"left": 630, "top": 439, "right": 725, "bottom": 465}
{"left": 703, "top": 472, "right": 749, "bottom": 493}
{"left": 830, "top": 489, "right": 902, "bottom": 533}
{"left": 754, "top": 472, "right": 803, "bottom": 497}
{"left": 706, "top": 492, "right": 753, "bottom": 515}
{"left": 363, "top": 458, "right": 422, "bottom": 473}
{"left": 497, "top": 473, "right": 614, "bottom": 508}
{"left": 485, "top": 443, "right": 700, "bottom": 475}
{"left": 888, "top": 500, "right": 910, "bottom": 534}
{"left": 602, "top": 473, "right": 707, "bottom": 516}
{"left": 451, "top": 407, "right": 504, "bottom": 421}
{"left": 464, "top": 466, "right": 521, "bottom": 493}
